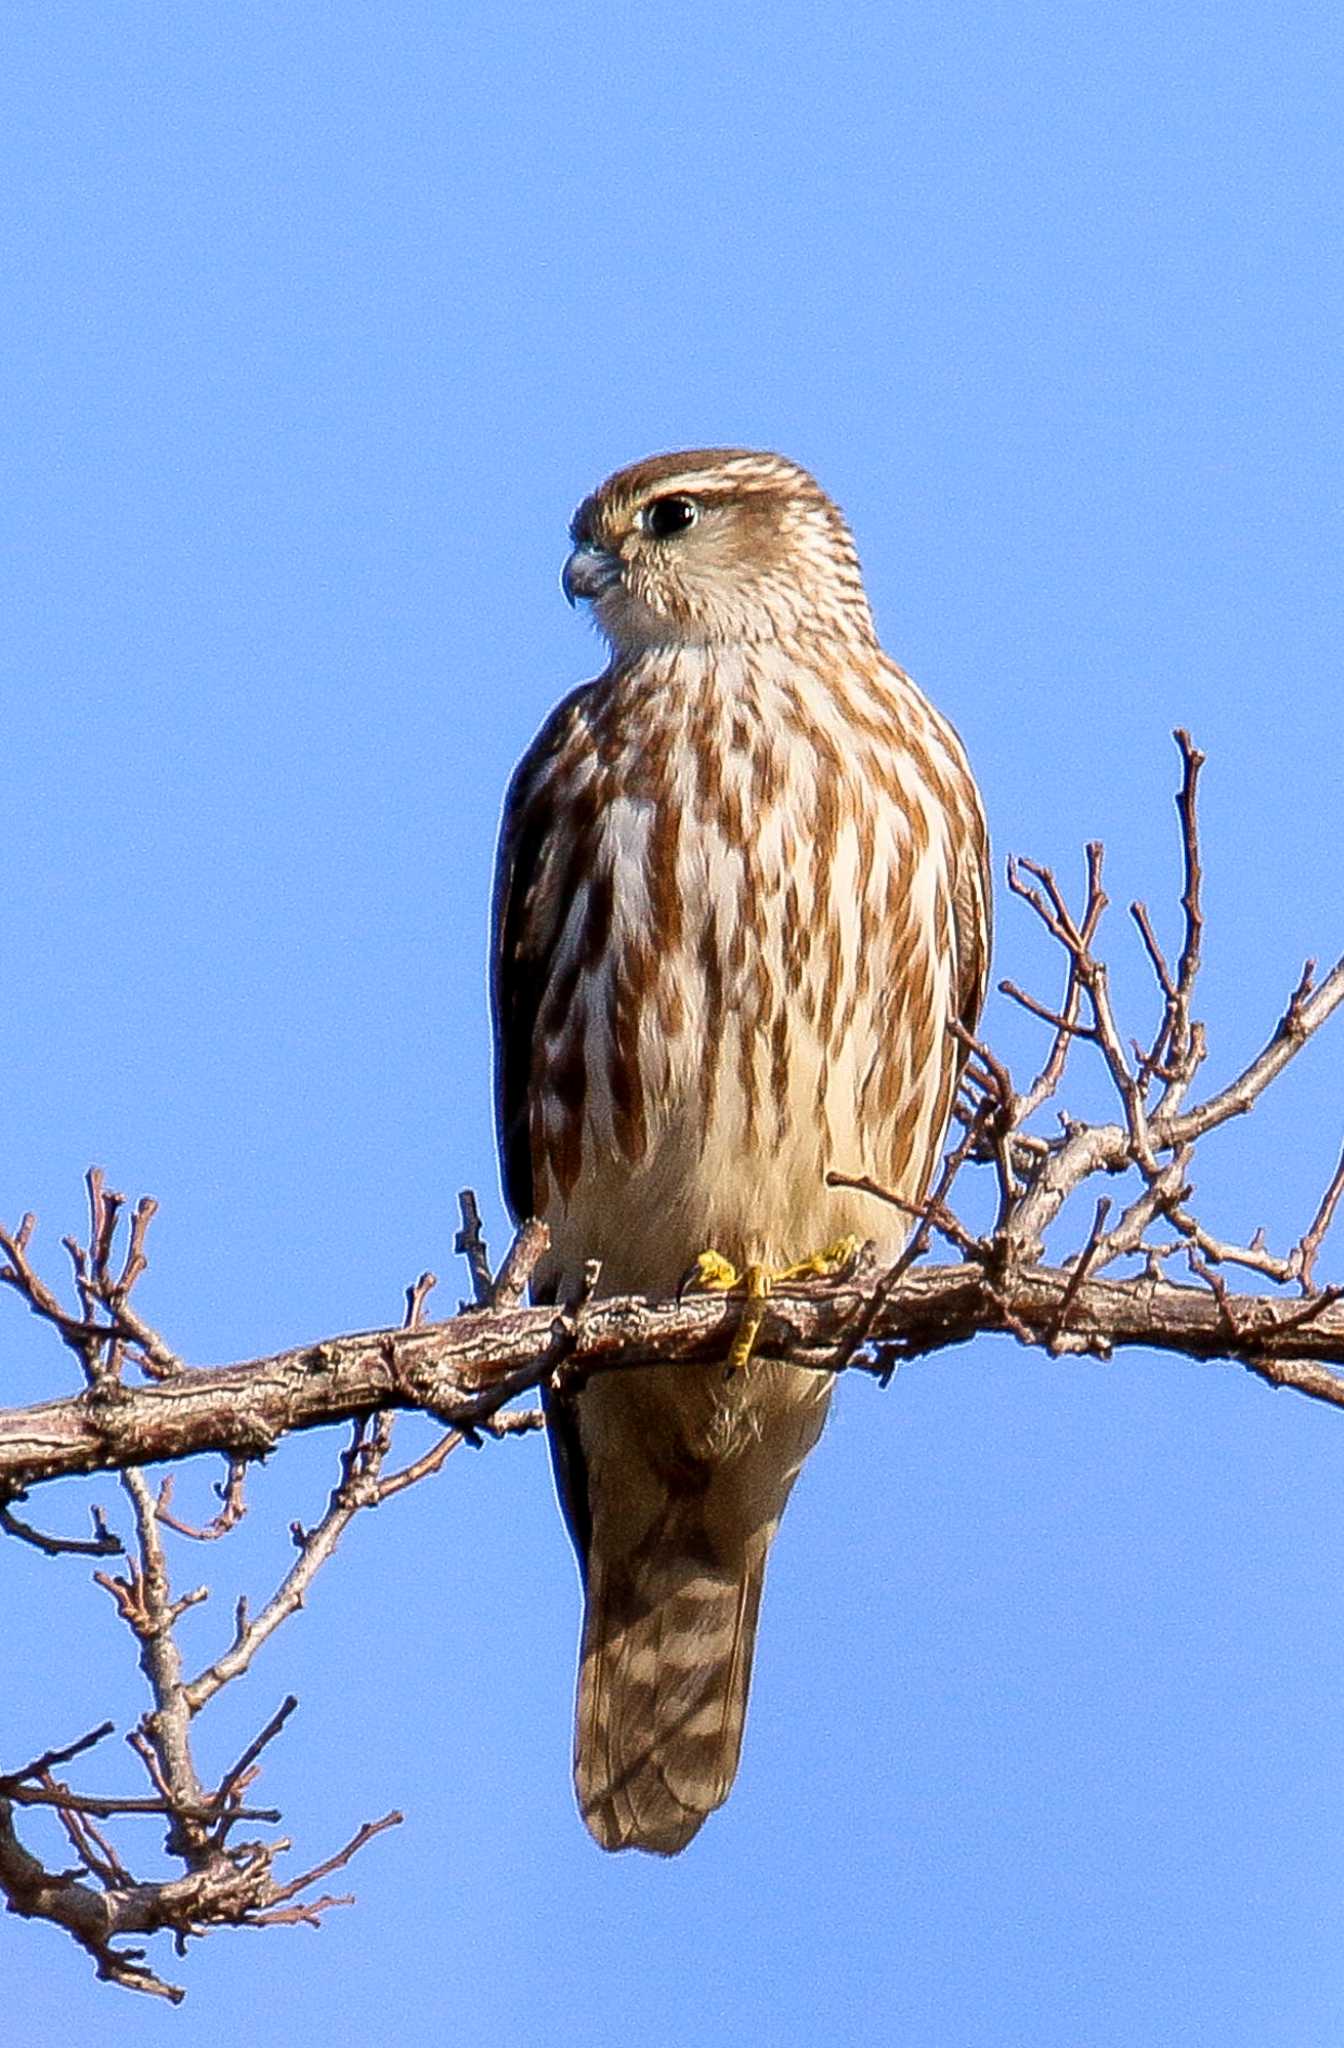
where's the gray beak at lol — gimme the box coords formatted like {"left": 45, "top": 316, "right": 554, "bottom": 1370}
{"left": 562, "top": 543, "right": 619, "bottom": 607}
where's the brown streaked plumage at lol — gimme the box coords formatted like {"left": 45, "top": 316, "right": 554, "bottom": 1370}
{"left": 491, "top": 448, "right": 990, "bottom": 1854}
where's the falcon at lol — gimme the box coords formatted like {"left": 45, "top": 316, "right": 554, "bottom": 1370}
{"left": 491, "top": 449, "right": 989, "bottom": 1854}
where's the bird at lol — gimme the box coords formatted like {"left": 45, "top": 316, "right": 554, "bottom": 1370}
{"left": 491, "top": 448, "right": 990, "bottom": 1855}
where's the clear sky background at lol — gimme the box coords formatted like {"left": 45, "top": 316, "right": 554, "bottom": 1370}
{"left": 3, "top": 6, "right": 1342, "bottom": 2044}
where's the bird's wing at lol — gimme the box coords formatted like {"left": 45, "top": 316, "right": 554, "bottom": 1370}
{"left": 952, "top": 790, "right": 993, "bottom": 1042}
{"left": 489, "top": 682, "right": 599, "bottom": 1566}
{"left": 489, "top": 683, "right": 596, "bottom": 1226}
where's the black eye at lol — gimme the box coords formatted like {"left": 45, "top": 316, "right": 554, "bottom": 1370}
{"left": 644, "top": 494, "right": 698, "bottom": 540}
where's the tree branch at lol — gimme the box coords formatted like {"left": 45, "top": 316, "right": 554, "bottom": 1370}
{"left": 4, "top": 1235, "right": 1344, "bottom": 1504}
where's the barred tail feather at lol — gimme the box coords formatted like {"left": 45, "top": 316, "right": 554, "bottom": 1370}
{"left": 561, "top": 1356, "right": 833, "bottom": 1854}
{"left": 576, "top": 1543, "right": 766, "bottom": 1856}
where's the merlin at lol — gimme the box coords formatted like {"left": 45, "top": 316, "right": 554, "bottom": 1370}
{"left": 491, "top": 449, "right": 990, "bottom": 1854}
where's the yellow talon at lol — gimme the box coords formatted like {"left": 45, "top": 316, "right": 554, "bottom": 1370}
{"left": 689, "top": 1248, "right": 742, "bottom": 1293}
{"left": 771, "top": 1235, "right": 863, "bottom": 1286}
{"left": 688, "top": 1236, "right": 863, "bottom": 1375}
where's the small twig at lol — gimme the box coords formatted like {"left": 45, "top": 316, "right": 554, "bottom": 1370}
{"left": 1081, "top": 1150, "right": 1194, "bottom": 1274}
{"left": 0, "top": 1722, "right": 117, "bottom": 1790}
{"left": 1015, "top": 851, "right": 1108, "bottom": 1123}
{"left": 114, "top": 1196, "right": 157, "bottom": 1303}
{"left": 184, "top": 1424, "right": 389, "bottom": 1714}
{"left": 248, "top": 1810, "right": 403, "bottom": 1916}
{"left": 3, "top": 1780, "right": 280, "bottom": 1822}
{"left": 48, "top": 1784, "right": 135, "bottom": 1889}
{"left": 998, "top": 980, "right": 1097, "bottom": 1039}
{"left": 213, "top": 1697, "right": 299, "bottom": 1817}
{"left": 1006, "top": 850, "right": 1094, "bottom": 950}
{"left": 366, "top": 1429, "right": 465, "bottom": 1500}
{"left": 0, "top": 1499, "right": 122, "bottom": 1558}
{"left": 1164, "top": 1201, "right": 1300, "bottom": 1286}
{"left": 478, "top": 1407, "right": 545, "bottom": 1438}
{"left": 1185, "top": 1248, "right": 1248, "bottom": 1343}
{"left": 490, "top": 1218, "right": 551, "bottom": 1310}
{"left": 405, "top": 1271, "right": 438, "bottom": 1329}
{"left": 1160, "top": 728, "right": 1206, "bottom": 1105}
{"left": 1050, "top": 1198, "right": 1113, "bottom": 1351}
{"left": 1269, "top": 1287, "right": 1344, "bottom": 1338}
{"left": 125, "top": 1728, "right": 175, "bottom": 1806}
{"left": 1130, "top": 898, "right": 1177, "bottom": 1003}
{"left": 827, "top": 1171, "right": 984, "bottom": 1260}
{"left": 154, "top": 1462, "right": 248, "bottom": 1541}
{"left": 827, "top": 1106, "right": 990, "bottom": 1379}
{"left": 454, "top": 1190, "right": 494, "bottom": 1308}
{"left": 947, "top": 1019, "right": 1023, "bottom": 1224}
{"left": 1167, "top": 956, "right": 1344, "bottom": 1148}
{"left": 368, "top": 1270, "right": 464, "bottom": 1496}
{"left": 1, "top": 1215, "right": 104, "bottom": 1370}
{"left": 1298, "top": 1142, "right": 1344, "bottom": 1293}
{"left": 109, "top": 1299, "right": 184, "bottom": 1382}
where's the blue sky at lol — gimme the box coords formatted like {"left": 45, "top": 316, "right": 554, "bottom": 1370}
{"left": 3, "top": 5, "right": 1342, "bottom": 2043}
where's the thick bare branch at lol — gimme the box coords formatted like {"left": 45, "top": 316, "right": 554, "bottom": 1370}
{"left": 5, "top": 1247, "right": 1344, "bottom": 1507}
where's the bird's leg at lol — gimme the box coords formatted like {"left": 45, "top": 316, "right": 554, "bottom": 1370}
{"left": 685, "top": 1237, "right": 863, "bottom": 1372}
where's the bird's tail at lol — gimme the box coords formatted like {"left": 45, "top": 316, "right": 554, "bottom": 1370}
{"left": 575, "top": 1529, "right": 766, "bottom": 1856}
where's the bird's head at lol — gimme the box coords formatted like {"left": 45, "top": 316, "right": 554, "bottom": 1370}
{"left": 562, "top": 448, "right": 877, "bottom": 655}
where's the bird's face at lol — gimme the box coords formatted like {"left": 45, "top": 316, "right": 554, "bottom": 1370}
{"left": 562, "top": 448, "right": 876, "bottom": 655}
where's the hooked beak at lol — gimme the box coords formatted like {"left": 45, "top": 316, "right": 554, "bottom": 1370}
{"left": 562, "top": 542, "right": 620, "bottom": 607}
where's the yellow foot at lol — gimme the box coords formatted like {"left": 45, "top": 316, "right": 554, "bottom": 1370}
{"left": 684, "top": 1236, "right": 863, "bottom": 1374}
{"left": 771, "top": 1235, "right": 863, "bottom": 1287}
{"left": 687, "top": 1249, "right": 742, "bottom": 1294}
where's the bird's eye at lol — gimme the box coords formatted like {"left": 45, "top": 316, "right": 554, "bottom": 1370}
{"left": 644, "top": 495, "right": 699, "bottom": 540}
